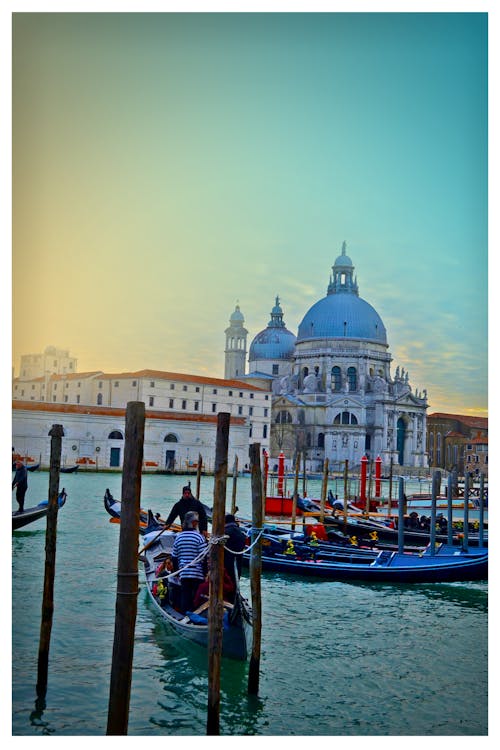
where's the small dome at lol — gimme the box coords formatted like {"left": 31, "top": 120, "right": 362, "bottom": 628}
{"left": 249, "top": 328, "right": 296, "bottom": 361}
{"left": 230, "top": 305, "right": 244, "bottom": 323}
{"left": 334, "top": 252, "right": 353, "bottom": 267}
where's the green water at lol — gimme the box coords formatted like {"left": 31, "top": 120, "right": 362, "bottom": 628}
{"left": 12, "top": 472, "right": 488, "bottom": 735}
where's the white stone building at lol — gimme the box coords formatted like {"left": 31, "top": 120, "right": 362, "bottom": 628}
{"left": 238, "top": 244, "right": 429, "bottom": 471}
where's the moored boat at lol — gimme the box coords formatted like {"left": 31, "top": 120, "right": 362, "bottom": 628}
{"left": 242, "top": 538, "right": 487, "bottom": 583}
{"left": 60, "top": 465, "right": 79, "bottom": 473}
{"left": 12, "top": 489, "right": 67, "bottom": 530}
{"left": 140, "top": 528, "right": 252, "bottom": 660}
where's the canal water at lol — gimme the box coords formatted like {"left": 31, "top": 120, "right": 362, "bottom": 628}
{"left": 11, "top": 471, "right": 488, "bottom": 736}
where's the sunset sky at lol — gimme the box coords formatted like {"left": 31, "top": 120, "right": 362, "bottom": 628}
{"left": 10, "top": 9, "right": 489, "bottom": 416}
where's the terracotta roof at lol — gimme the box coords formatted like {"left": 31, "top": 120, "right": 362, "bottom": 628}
{"left": 98, "top": 369, "right": 266, "bottom": 391}
{"left": 50, "top": 371, "right": 103, "bottom": 381}
{"left": 466, "top": 436, "right": 488, "bottom": 444}
{"left": 428, "top": 413, "right": 488, "bottom": 429}
{"left": 12, "top": 400, "right": 246, "bottom": 425}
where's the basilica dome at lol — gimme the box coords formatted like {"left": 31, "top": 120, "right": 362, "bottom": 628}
{"left": 249, "top": 296, "right": 296, "bottom": 362}
{"left": 296, "top": 243, "right": 387, "bottom": 345}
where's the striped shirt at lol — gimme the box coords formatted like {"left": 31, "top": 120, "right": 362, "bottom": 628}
{"left": 172, "top": 530, "right": 207, "bottom": 580}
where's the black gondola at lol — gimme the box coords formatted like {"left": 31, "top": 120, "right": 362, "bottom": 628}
{"left": 12, "top": 489, "right": 67, "bottom": 531}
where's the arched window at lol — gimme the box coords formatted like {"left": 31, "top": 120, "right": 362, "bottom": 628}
{"left": 108, "top": 430, "right": 123, "bottom": 439}
{"left": 342, "top": 411, "right": 350, "bottom": 425}
{"left": 275, "top": 410, "right": 292, "bottom": 424}
{"left": 347, "top": 367, "right": 357, "bottom": 391}
{"left": 97, "top": 393, "right": 103, "bottom": 405}
{"left": 318, "top": 433, "right": 325, "bottom": 448}
{"left": 332, "top": 366, "right": 341, "bottom": 391}
{"left": 164, "top": 433, "right": 178, "bottom": 443}
{"left": 333, "top": 411, "right": 358, "bottom": 425}
{"left": 436, "top": 433, "right": 442, "bottom": 465}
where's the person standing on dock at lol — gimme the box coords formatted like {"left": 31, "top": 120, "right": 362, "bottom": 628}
{"left": 163, "top": 484, "right": 209, "bottom": 536}
{"left": 171, "top": 511, "right": 208, "bottom": 613}
{"left": 12, "top": 459, "right": 28, "bottom": 514}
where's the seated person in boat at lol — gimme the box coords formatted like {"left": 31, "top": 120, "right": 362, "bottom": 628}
{"left": 408, "top": 511, "right": 420, "bottom": 529}
{"left": 163, "top": 484, "right": 209, "bottom": 536}
{"left": 192, "top": 568, "right": 235, "bottom": 610}
{"left": 171, "top": 511, "right": 208, "bottom": 613}
{"left": 154, "top": 556, "right": 181, "bottom": 610}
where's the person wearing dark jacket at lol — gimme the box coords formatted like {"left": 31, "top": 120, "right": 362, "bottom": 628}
{"left": 164, "top": 485, "right": 208, "bottom": 535}
{"left": 223, "top": 514, "right": 247, "bottom": 588}
{"left": 12, "top": 460, "right": 28, "bottom": 513}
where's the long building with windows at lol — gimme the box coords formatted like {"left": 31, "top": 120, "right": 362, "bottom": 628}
{"left": 12, "top": 368, "right": 270, "bottom": 471}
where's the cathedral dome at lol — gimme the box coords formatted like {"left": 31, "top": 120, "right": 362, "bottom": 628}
{"left": 230, "top": 304, "right": 245, "bottom": 323}
{"left": 249, "top": 296, "right": 296, "bottom": 362}
{"left": 297, "top": 243, "right": 387, "bottom": 345}
{"left": 297, "top": 293, "right": 387, "bottom": 344}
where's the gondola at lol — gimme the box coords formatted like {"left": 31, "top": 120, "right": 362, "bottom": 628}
{"left": 12, "top": 489, "right": 67, "bottom": 531}
{"left": 103, "top": 488, "right": 163, "bottom": 533}
{"left": 242, "top": 537, "right": 487, "bottom": 583}
{"left": 141, "top": 528, "right": 252, "bottom": 660}
{"left": 60, "top": 465, "right": 79, "bottom": 473}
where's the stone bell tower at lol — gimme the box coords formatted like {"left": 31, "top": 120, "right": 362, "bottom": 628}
{"left": 224, "top": 304, "right": 248, "bottom": 379}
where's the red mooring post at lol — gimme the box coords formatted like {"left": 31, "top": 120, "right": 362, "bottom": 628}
{"left": 360, "top": 455, "right": 368, "bottom": 506}
{"left": 375, "top": 456, "right": 382, "bottom": 498}
{"left": 277, "top": 451, "right": 285, "bottom": 497}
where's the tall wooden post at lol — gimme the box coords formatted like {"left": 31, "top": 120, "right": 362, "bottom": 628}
{"left": 107, "top": 402, "right": 145, "bottom": 736}
{"left": 447, "top": 474, "right": 453, "bottom": 546}
{"left": 430, "top": 470, "right": 440, "bottom": 555}
{"left": 319, "top": 458, "right": 329, "bottom": 523}
{"left": 196, "top": 453, "right": 203, "bottom": 500}
{"left": 463, "top": 472, "right": 470, "bottom": 551}
{"left": 231, "top": 454, "right": 238, "bottom": 514}
{"left": 478, "top": 473, "right": 485, "bottom": 547}
{"left": 388, "top": 457, "right": 393, "bottom": 516}
{"left": 206, "top": 413, "right": 230, "bottom": 736}
{"left": 36, "top": 424, "right": 64, "bottom": 698}
{"left": 397, "top": 477, "right": 405, "bottom": 554}
{"left": 248, "top": 442, "right": 263, "bottom": 696}
{"left": 291, "top": 453, "right": 300, "bottom": 531}
{"left": 302, "top": 451, "right": 307, "bottom": 497}
{"left": 343, "top": 459, "right": 349, "bottom": 532}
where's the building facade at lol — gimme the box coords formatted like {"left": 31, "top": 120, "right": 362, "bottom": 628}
{"left": 244, "top": 243, "right": 429, "bottom": 471}
{"left": 426, "top": 412, "right": 488, "bottom": 475}
{"left": 12, "top": 368, "right": 270, "bottom": 470}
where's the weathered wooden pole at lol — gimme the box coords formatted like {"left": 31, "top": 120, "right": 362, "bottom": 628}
{"left": 463, "top": 471, "right": 470, "bottom": 551}
{"left": 478, "top": 473, "right": 485, "bottom": 547}
{"left": 319, "top": 458, "right": 329, "bottom": 523}
{"left": 231, "top": 454, "right": 238, "bottom": 515}
{"left": 343, "top": 459, "right": 349, "bottom": 532}
{"left": 397, "top": 477, "right": 405, "bottom": 554}
{"left": 106, "top": 402, "right": 145, "bottom": 736}
{"left": 36, "top": 424, "right": 64, "bottom": 698}
{"left": 388, "top": 456, "right": 393, "bottom": 516}
{"left": 302, "top": 451, "right": 307, "bottom": 496}
{"left": 248, "top": 442, "right": 263, "bottom": 697}
{"left": 447, "top": 474, "right": 454, "bottom": 546}
{"left": 291, "top": 453, "right": 300, "bottom": 531}
{"left": 206, "top": 412, "right": 230, "bottom": 736}
{"left": 430, "top": 470, "right": 440, "bottom": 555}
{"left": 196, "top": 453, "right": 203, "bottom": 500}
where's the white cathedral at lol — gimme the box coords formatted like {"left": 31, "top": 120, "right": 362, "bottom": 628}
{"left": 224, "top": 243, "right": 429, "bottom": 471}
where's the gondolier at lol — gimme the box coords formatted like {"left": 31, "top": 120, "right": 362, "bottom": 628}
{"left": 163, "top": 484, "right": 209, "bottom": 535}
{"left": 171, "top": 511, "right": 208, "bottom": 613}
{"left": 12, "top": 460, "right": 28, "bottom": 514}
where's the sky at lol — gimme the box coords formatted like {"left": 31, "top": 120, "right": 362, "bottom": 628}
{"left": 9, "top": 6, "right": 490, "bottom": 417}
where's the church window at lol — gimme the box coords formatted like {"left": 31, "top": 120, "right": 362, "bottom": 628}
{"left": 108, "top": 430, "right": 123, "bottom": 439}
{"left": 239, "top": 392, "right": 243, "bottom": 398}
{"left": 164, "top": 433, "right": 178, "bottom": 442}
{"left": 263, "top": 424, "right": 268, "bottom": 439}
{"left": 238, "top": 406, "right": 243, "bottom": 415}
{"left": 333, "top": 411, "right": 358, "bottom": 425}
{"left": 183, "top": 385, "right": 187, "bottom": 391}
{"left": 97, "top": 393, "right": 103, "bottom": 405}
{"left": 229, "top": 390, "right": 233, "bottom": 396}
{"left": 341, "top": 411, "right": 350, "bottom": 425}
{"left": 276, "top": 410, "right": 292, "bottom": 424}
{"left": 249, "top": 406, "right": 253, "bottom": 416}
{"left": 436, "top": 433, "right": 442, "bottom": 465}
{"left": 150, "top": 381, "right": 155, "bottom": 388}
{"left": 347, "top": 367, "right": 357, "bottom": 391}
{"left": 182, "top": 400, "right": 187, "bottom": 409}
{"left": 169, "top": 398, "right": 174, "bottom": 408}
{"left": 332, "top": 367, "right": 341, "bottom": 391}
{"left": 170, "top": 383, "right": 175, "bottom": 390}
{"left": 194, "top": 401, "right": 199, "bottom": 411}
{"left": 318, "top": 433, "right": 325, "bottom": 448}
{"left": 212, "top": 403, "right": 217, "bottom": 412}
{"left": 429, "top": 432, "right": 434, "bottom": 459}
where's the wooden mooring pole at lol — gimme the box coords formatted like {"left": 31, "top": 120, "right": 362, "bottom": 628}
{"left": 106, "top": 402, "right": 145, "bottom": 736}
{"left": 320, "top": 458, "right": 329, "bottom": 523}
{"left": 196, "top": 453, "right": 203, "bottom": 500}
{"left": 206, "top": 412, "right": 230, "bottom": 736}
{"left": 36, "top": 424, "right": 63, "bottom": 698}
{"left": 343, "top": 459, "right": 349, "bottom": 533}
{"left": 248, "top": 442, "right": 263, "bottom": 696}
{"left": 231, "top": 454, "right": 238, "bottom": 514}
{"left": 397, "top": 477, "right": 405, "bottom": 554}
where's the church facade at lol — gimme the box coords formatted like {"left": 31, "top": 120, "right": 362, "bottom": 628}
{"left": 227, "top": 244, "right": 429, "bottom": 471}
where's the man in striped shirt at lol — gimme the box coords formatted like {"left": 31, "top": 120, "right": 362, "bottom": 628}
{"left": 172, "top": 511, "right": 208, "bottom": 613}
